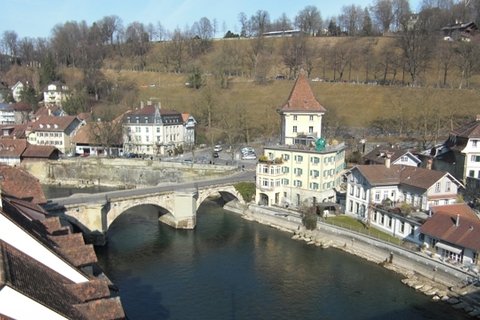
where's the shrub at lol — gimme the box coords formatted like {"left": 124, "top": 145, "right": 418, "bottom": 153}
{"left": 234, "top": 182, "right": 255, "bottom": 203}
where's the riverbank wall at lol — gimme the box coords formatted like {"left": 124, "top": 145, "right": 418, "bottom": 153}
{"left": 22, "top": 158, "right": 238, "bottom": 188}
{"left": 225, "top": 202, "right": 480, "bottom": 316}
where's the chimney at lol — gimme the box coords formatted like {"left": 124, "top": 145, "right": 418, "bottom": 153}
{"left": 48, "top": 108, "right": 51, "bottom": 116}
{"left": 385, "top": 153, "right": 392, "bottom": 168}
{"left": 140, "top": 101, "right": 144, "bottom": 109}
{"left": 455, "top": 214, "right": 460, "bottom": 227}
{"left": 426, "top": 158, "right": 432, "bottom": 170}
{"left": 476, "top": 114, "right": 480, "bottom": 122}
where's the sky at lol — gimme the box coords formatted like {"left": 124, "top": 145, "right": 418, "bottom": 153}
{"left": 1, "top": 0, "right": 422, "bottom": 39}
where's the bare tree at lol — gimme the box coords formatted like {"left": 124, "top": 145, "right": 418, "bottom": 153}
{"left": 238, "top": 12, "right": 250, "bottom": 37}
{"left": 455, "top": 40, "right": 480, "bottom": 89}
{"left": 436, "top": 40, "right": 455, "bottom": 87}
{"left": 250, "top": 10, "right": 271, "bottom": 36}
{"left": 338, "top": 5, "right": 364, "bottom": 36}
{"left": 2, "top": 30, "right": 18, "bottom": 59}
{"left": 295, "top": 5, "right": 323, "bottom": 36}
{"left": 98, "top": 15, "right": 123, "bottom": 45}
{"left": 371, "top": 0, "right": 394, "bottom": 33}
{"left": 272, "top": 13, "right": 293, "bottom": 31}
{"left": 392, "top": 0, "right": 411, "bottom": 32}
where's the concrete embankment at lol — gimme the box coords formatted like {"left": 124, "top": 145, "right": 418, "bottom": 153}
{"left": 22, "top": 158, "right": 238, "bottom": 188}
{"left": 225, "top": 202, "right": 480, "bottom": 317}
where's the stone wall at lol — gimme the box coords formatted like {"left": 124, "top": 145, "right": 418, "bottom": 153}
{"left": 21, "top": 158, "right": 238, "bottom": 188}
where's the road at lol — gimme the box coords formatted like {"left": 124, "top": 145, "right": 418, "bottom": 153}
{"left": 45, "top": 168, "right": 256, "bottom": 208}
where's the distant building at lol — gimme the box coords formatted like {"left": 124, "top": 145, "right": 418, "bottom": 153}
{"left": 262, "top": 29, "right": 307, "bottom": 38}
{"left": 256, "top": 72, "right": 346, "bottom": 208}
{"left": 122, "top": 102, "right": 196, "bottom": 156}
{"left": 442, "top": 21, "right": 477, "bottom": 42}
{"left": 10, "top": 81, "right": 24, "bottom": 102}
{"left": 43, "top": 82, "right": 70, "bottom": 107}
{"left": 363, "top": 146, "right": 421, "bottom": 167}
{"left": 0, "top": 102, "right": 32, "bottom": 124}
{"left": 26, "top": 115, "right": 83, "bottom": 154}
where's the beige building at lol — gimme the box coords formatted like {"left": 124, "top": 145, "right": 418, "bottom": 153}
{"left": 256, "top": 72, "right": 346, "bottom": 208}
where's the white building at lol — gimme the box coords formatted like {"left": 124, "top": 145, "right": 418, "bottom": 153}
{"left": 123, "top": 102, "right": 195, "bottom": 156}
{"left": 43, "top": 82, "right": 70, "bottom": 107}
{"left": 256, "top": 72, "right": 346, "bottom": 208}
{"left": 345, "top": 163, "right": 463, "bottom": 228}
{"left": 10, "top": 81, "right": 24, "bottom": 102}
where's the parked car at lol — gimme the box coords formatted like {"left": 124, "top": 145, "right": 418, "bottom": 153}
{"left": 213, "top": 152, "right": 219, "bottom": 158}
{"left": 242, "top": 153, "right": 257, "bottom": 160}
{"left": 214, "top": 145, "right": 223, "bottom": 152}
{"left": 241, "top": 146, "right": 254, "bottom": 155}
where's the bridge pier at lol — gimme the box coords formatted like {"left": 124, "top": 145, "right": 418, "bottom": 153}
{"left": 159, "top": 190, "right": 197, "bottom": 229}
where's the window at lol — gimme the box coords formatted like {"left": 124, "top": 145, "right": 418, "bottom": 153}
{"left": 293, "top": 126, "right": 297, "bottom": 133}
{"left": 282, "top": 166, "right": 289, "bottom": 174}
{"left": 375, "top": 192, "right": 380, "bottom": 201}
{"left": 310, "top": 170, "right": 319, "bottom": 178}
{"left": 283, "top": 154, "right": 290, "bottom": 161}
{"left": 435, "top": 182, "right": 441, "bottom": 192}
{"left": 355, "top": 186, "right": 360, "bottom": 197}
{"left": 311, "top": 157, "right": 320, "bottom": 164}
{"left": 294, "top": 168, "right": 303, "bottom": 176}
{"left": 309, "top": 126, "right": 313, "bottom": 133}
{"left": 469, "top": 170, "right": 475, "bottom": 177}
{"left": 294, "top": 155, "right": 303, "bottom": 162}
{"left": 473, "top": 140, "right": 479, "bottom": 147}
{"left": 400, "top": 221, "right": 405, "bottom": 233}
{"left": 446, "top": 181, "right": 451, "bottom": 192}
{"left": 349, "top": 185, "right": 354, "bottom": 195}
{"left": 471, "top": 155, "right": 480, "bottom": 162}
{"left": 310, "top": 182, "right": 319, "bottom": 190}
{"left": 293, "top": 115, "right": 298, "bottom": 120}
{"left": 282, "top": 179, "right": 289, "bottom": 185}
{"left": 157, "top": 127, "right": 160, "bottom": 133}
{"left": 294, "top": 180, "right": 302, "bottom": 187}
{"left": 309, "top": 115, "right": 313, "bottom": 121}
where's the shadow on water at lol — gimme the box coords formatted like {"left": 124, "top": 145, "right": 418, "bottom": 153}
{"left": 95, "top": 200, "right": 471, "bottom": 320}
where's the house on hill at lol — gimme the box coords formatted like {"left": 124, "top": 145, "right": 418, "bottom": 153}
{"left": 43, "top": 82, "right": 70, "bottom": 107}
{"left": 256, "top": 72, "right": 346, "bottom": 208}
{"left": 420, "top": 203, "right": 480, "bottom": 267}
{"left": 363, "top": 146, "right": 421, "bottom": 167}
{"left": 442, "top": 21, "right": 477, "bottom": 42}
{"left": 10, "top": 81, "right": 24, "bottom": 102}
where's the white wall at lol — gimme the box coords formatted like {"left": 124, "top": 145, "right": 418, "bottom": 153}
{"left": 0, "top": 286, "right": 68, "bottom": 320}
{"left": 0, "top": 214, "right": 88, "bottom": 283}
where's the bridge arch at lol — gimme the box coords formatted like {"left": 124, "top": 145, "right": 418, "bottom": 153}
{"left": 106, "top": 198, "right": 175, "bottom": 230}
{"left": 197, "top": 186, "right": 245, "bottom": 210}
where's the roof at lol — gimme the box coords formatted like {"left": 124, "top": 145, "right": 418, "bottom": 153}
{"left": 363, "top": 146, "right": 420, "bottom": 165}
{"left": 0, "top": 138, "right": 27, "bottom": 158}
{"left": 28, "top": 115, "right": 80, "bottom": 132}
{"left": 11, "top": 102, "right": 32, "bottom": 112}
{"left": 450, "top": 116, "right": 480, "bottom": 139}
{"left": 353, "top": 165, "right": 458, "bottom": 190}
{"left": 124, "top": 105, "right": 183, "bottom": 125}
{"left": 22, "top": 144, "right": 59, "bottom": 158}
{"left": 0, "top": 164, "right": 46, "bottom": 204}
{"left": 420, "top": 203, "right": 480, "bottom": 251}
{"left": 34, "top": 105, "right": 64, "bottom": 118}
{"left": 278, "top": 72, "right": 326, "bottom": 113}
{"left": 0, "top": 241, "right": 125, "bottom": 320}
{"left": 72, "top": 123, "right": 92, "bottom": 144}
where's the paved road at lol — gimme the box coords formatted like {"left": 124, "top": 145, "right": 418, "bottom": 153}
{"left": 45, "top": 169, "right": 256, "bottom": 208}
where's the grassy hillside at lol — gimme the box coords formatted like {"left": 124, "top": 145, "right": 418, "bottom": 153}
{"left": 107, "top": 69, "right": 480, "bottom": 129}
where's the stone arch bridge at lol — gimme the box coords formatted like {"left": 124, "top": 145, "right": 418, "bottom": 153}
{"left": 44, "top": 178, "right": 251, "bottom": 245}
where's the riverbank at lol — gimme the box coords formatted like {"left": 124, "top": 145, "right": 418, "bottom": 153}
{"left": 225, "top": 201, "right": 480, "bottom": 318}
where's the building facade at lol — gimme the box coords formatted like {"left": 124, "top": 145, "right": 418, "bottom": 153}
{"left": 255, "top": 72, "right": 346, "bottom": 209}
{"left": 26, "top": 115, "right": 83, "bottom": 154}
{"left": 123, "top": 103, "right": 195, "bottom": 156}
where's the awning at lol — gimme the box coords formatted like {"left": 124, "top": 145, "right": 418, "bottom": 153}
{"left": 435, "top": 242, "right": 463, "bottom": 254}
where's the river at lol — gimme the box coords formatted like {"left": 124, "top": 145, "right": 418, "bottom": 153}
{"left": 89, "top": 200, "right": 469, "bottom": 320}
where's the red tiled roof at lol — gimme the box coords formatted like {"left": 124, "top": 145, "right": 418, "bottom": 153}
{"left": 0, "top": 164, "right": 46, "bottom": 204}
{"left": 57, "top": 244, "right": 98, "bottom": 267}
{"left": 420, "top": 203, "right": 480, "bottom": 251}
{"left": 72, "top": 123, "right": 91, "bottom": 144}
{"left": 0, "top": 138, "right": 27, "bottom": 157}
{"left": 279, "top": 72, "right": 326, "bottom": 113}
{"left": 28, "top": 115, "right": 79, "bottom": 132}
{"left": 363, "top": 146, "right": 419, "bottom": 165}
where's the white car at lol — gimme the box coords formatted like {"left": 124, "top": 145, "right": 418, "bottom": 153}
{"left": 214, "top": 145, "right": 223, "bottom": 152}
{"left": 242, "top": 153, "right": 257, "bottom": 160}
{"left": 241, "top": 147, "right": 255, "bottom": 154}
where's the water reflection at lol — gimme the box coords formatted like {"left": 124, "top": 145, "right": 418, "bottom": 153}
{"left": 95, "top": 200, "right": 469, "bottom": 320}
